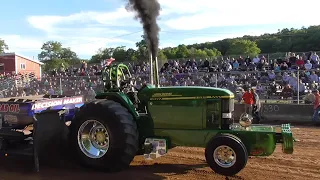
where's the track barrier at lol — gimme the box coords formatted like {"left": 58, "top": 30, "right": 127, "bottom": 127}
{"left": 234, "top": 103, "right": 314, "bottom": 123}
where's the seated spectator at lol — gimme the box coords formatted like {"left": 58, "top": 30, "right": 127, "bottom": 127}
{"left": 313, "top": 61, "right": 320, "bottom": 69}
{"left": 296, "top": 57, "right": 305, "bottom": 69}
{"left": 252, "top": 56, "right": 260, "bottom": 64}
{"left": 248, "top": 62, "right": 256, "bottom": 71}
{"left": 233, "top": 61, "right": 239, "bottom": 70}
{"left": 280, "top": 62, "right": 288, "bottom": 70}
{"left": 289, "top": 53, "right": 297, "bottom": 65}
{"left": 304, "top": 60, "right": 313, "bottom": 70}
{"left": 311, "top": 52, "right": 319, "bottom": 63}
{"left": 257, "top": 59, "right": 266, "bottom": 70}
{"left": 304, "top": 90, "right": 315, "bottom": 104}
{"left": 256, "top": 83, "right": 265, "bottom": 94}
{"left": 295, "top": 80, "right": 306, "bottom": 95}
{"left": 267, "top": 81, "right": 277, "bottom": 97}
{"left": 240, "top": 62, "right": 248, "bottom": 71}
{"left": 245, "top": 56, "right": 251, "bottom": 64}
{"left": 226, "top": 62, "right": 232, "bottom": 71}
{"left": 309, "top": 72, "right": 319, "bottom": 83}
{"left": 310, "top": 81, "right": 318, "bottom": 91}
{"left": 289, "top": 74, "right": 298, "bottom": 89}
{"left": 302, "top": 53, "right": 308, "bottom": 61}
{"left": 281, "top": 84, "right": 294, "bottom": 99}
{"left": 274, "top": 63, "right": 280, "bottom": 72}
{"left": 268, "top": 70, "right": 276, "bottom": 81}
{"left": 48, "top": 85, "right": 55, "bottom": 95}
{"left": 299, "top": 71, "right": 309, "bottom": 83}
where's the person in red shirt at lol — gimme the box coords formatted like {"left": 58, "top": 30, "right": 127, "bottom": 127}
{"left": 242, "top": 89, "right": 254, "bottom": 115}
{"left": 296, "top": 57, "right": 305, "bottom": 69}
{"left": 312, "top": 90, "right": 320, "bottom": 122}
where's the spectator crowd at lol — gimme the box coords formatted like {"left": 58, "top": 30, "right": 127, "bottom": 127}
{"left": 0, "top": 51, "right": 320, "bottom": 103}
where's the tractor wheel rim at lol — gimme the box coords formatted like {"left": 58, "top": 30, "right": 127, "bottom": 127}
{"left": 213, "top": 145, "right": 237, "bottom": 168}
{"left": 77, "top": 119, "right": 110, "bottom": 159}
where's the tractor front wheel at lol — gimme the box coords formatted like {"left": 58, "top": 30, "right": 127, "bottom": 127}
{"left": 70, "top": 100, "right": 139, "bottom": 172}
{"left": 205, "top": 134, "right": 248, "bottom": 176}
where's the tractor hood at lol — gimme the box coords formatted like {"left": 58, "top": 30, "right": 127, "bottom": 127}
{"left": 138, "top": 85, "right": 234, "bottom": 102}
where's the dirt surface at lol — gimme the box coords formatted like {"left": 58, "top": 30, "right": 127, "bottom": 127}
{"left": 0, "top": 126, "right": 319, "bottom": 180}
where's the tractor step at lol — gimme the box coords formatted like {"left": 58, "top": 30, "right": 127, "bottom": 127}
{"left": 0, "top": 128, "right": 25, "bottom": 140}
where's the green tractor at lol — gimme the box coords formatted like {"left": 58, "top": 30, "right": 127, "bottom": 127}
{"left": 69, "top": 59, "right": 294, "bottom": 176}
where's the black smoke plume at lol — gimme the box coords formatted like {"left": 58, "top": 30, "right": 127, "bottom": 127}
{"left": 126, "top": 0, "right": 161, "bottom": 58}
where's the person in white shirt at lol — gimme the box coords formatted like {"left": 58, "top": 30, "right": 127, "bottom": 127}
{"left": 226, "top": 63, "right": 232, "bottom": 71}
{"left": 304, "top": 60, "right": 313, "bottom": 70}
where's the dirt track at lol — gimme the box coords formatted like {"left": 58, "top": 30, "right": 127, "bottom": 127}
{"left": 0, "top": 126, "right": 319, "bottom": 180}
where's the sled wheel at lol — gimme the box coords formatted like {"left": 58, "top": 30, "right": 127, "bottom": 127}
{"left": 70, "top": 99, "right": 139, "bottom": 172}
{"left": 205, "top": 134, "right": 248, "bottom": 176}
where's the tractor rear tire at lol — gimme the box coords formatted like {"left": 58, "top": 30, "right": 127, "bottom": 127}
{"left": 70, "top": 99, "right": 139, "bottom": 172}
{"left": 205, "top": 134, "right": 248, "bottom": 176}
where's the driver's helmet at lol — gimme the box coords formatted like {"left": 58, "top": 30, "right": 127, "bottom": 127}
{"left": 111, "top": 67, "right": 123, "bottom": 80}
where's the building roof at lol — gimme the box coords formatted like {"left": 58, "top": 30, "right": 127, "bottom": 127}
{"left": 0, "top": 53, "right": 44, "bottom": 65}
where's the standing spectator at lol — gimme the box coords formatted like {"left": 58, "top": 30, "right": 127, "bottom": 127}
{"left": 312, "top": 90, "right": 320, "bottom": 123}
{"left": 242, "top": 88, "right": 254, "bottom": 115}
{"left": 251, "top": 88, "right": 261, "bottom": 123}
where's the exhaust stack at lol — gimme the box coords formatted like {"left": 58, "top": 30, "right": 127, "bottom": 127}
{"left": 149, "top": 54, "right": 159, "bottom": 88}
{"left": 154, "top": 56, "right": 159, "bottom": 88}
{"left": 149, "top": 54, "right": 154, "bottom": 85}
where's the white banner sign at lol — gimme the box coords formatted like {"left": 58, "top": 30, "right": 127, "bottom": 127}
{"left": 31, "top": 96, "right": 83, "bottom": 110}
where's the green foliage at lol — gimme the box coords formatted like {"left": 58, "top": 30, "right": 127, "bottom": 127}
{"left": 226, "top": 39, "right": 261, "bottom": 56}
{"left": 38, "top": 41, "right": 81, "bottom": 71}
{"left": 0, "top": 39, "right": 9, "bottom": 53}
{"left": 89, "top": 38, "right": 222, "bottom": 64}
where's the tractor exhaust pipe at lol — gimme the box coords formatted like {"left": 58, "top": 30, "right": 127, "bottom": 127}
{"left": 154, "top": 56, "right": 160, "bottom": 88}
{"left": 149, "top": 54, "right": 154, "bottom": 85}
{"left": 149, "top": 54, "right": 159, "bottom": 87}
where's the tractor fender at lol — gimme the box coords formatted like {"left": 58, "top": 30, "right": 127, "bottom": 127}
{"left": 95, "top": 92, "right": 139, "bottom": 119}
{"left": 211, "top": 132, "right": 250, "bottom": 150}
{"left": 214, "top": 133, "right": 243, "bottom": 143}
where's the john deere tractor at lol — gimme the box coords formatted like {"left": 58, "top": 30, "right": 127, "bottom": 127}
{"left": 66, "top": 59, "right": 294, "bottom": 176}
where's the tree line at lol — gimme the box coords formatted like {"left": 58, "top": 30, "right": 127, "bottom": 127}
{"left": 1, "top": 25, "right": 320, "bottom": 71}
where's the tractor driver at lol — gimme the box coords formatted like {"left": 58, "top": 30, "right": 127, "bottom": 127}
{"left": 110, "top": 68, "right": 123, "bottom": 88}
